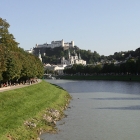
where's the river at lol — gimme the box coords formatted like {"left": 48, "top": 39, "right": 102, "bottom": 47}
{"left": 40, "top": 80, "right": 140, "bottom": 140}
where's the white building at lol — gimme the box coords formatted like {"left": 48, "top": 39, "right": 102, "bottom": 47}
{"left": 44, "top": 64, "right": 67, "bottom": 75}
{"left": 44, "top": 50, "right": 86, "bottom": 75}
{"left": 26, "top": 48, "right": 33, "bottom": 53}
{"left": 61, "top": 50, "right": 86, "bottom": 65}
{"left": 36, "top": 39, "right": 74, "bottom": 48}
{"left": 38, "top": 50, "right": 42, "bottom": 62}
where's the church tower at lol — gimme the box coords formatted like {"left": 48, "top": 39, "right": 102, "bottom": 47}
{"left": 38, "top": 50, "right": 42, "bottom": 62}
{"left": 68, "top": 50, "right": 71, "bottom": 60}
{"left": 79, "top": 53, "right": 81, "bottom": 60}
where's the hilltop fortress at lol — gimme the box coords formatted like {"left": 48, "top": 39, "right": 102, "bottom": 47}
{"left": 26, "top": 39, "right": 75, "bottom": 54}
{"left": 25, "top": 39, "right": 87, "bottom": 75}
{"left": 35, "top": 39, "right": 74, "bottom": 49}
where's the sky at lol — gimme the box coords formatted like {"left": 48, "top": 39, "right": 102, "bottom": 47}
{"left": 0, "top": 0, "right": 140, "bottom": 56}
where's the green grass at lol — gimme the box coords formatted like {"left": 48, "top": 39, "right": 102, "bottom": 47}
{"left": 0, "top": 80, "right": 71, "bottom": 140}
{"left": 58, "top": 75, "right": 140, "bottom": 81}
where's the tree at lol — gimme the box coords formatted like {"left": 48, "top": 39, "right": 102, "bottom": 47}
{"left": 76, "top": 64, "right": 84, "bottom": 74}
{"left": 125, "top": 59, "right": 136, "bottom": 74}
{"left": 0, "top": 18, "right": 19, "bottom": 51}
{"left": 136, "top": 58, "right": 140, "bottom": 74}
{"left": 2, "top": 52, "right": 22, "bottom": 82}
{"left": 0, "top": 44, "right": 6, "bottom": 80}
{"left": 94, "top": 65, "right": 102, "bottom": 74}
{"left": 120, "top": 63, "right": 126, "bottom": 74}
{"left": 0, "top": 18, "right": 44, "bottom": 85}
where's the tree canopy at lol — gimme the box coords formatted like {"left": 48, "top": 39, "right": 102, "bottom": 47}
{"left": 0, "top": 18, "right": 44, "bottom": 83}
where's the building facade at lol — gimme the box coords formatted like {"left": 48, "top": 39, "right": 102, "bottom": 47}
{"left": 44, "top": 64, "right": 67, "bottom": 75}
{"left": 36, "top": 39, "right": 74, "bottom": 48}
{"left": 61, "top": 50, "right": 86, "bottom": 65}
{"left": 44, "top": 50, "right": 86, "bottom": 75}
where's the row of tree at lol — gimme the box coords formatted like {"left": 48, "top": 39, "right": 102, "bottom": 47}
{"left": 0, "top": 18, "right": 44, "bottom": 85}
{"left": 63, "top": 58, "right": 140, "bottom": 75}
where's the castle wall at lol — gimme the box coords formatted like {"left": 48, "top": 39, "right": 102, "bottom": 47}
{"left": 36, "top": 39, "right": 74, "bottom": 49}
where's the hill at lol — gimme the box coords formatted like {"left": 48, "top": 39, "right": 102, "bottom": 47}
{"left": 33, "top": 46, "right": 100, "bottom": 64}
{"left": 32, "top": 45, "right": 140, "bottom": 64}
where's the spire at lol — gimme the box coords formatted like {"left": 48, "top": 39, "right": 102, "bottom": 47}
{"left": 38, "top": 50, "right": 42, "bottom": 62}
{"left": 79, "top": 53, "right": 81, "bottom": 59}
{"left": 68, "top": 50, "right": 71, "bottom": 59}
{"left": 73, "top": 49, "right": 78, "bottom": 56}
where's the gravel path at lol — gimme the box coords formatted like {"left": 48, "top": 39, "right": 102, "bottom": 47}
{"left": 0, "top": 79, "right": 41, "bottom": 92}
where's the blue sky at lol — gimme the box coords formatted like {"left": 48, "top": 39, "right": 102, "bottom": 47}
{"left": 0, "top": 0, "right": 140, "bottom": 56}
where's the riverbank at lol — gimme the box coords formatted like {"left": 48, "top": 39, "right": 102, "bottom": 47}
{"left": 0, "top": 80, "right": 71, "bottom": 140}
{"left": 40, "top": 79, "right": 140, "bottom": 140}
{"left": 57, "top": 75, "right": 140, "bottom": 81}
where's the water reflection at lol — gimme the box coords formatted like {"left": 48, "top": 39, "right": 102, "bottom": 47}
{"left": 48, "top": 80, "right": 140, "bottom": 95}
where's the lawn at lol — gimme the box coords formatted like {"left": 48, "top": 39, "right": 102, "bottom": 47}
{"left": 0, "top": 80, "right": 71, "bottom": 140}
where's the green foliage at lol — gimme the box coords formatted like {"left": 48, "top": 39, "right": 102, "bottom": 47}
{"left": 3, "top": 52, "right": 22, "bottom": 81}
{"left": 44, "top": 69, "right": 54, "bottom": 74}
{"left": 64, "top": 58, "right": 139, "bottom": 75}
{"left": 0, "top": 45, "right": 6, "bottom": 80}
{"left": 0, "top": 18, "right": 19, "bottom": 51}
{"left": 125, "top": 59, "right": 136, "bottom": 74}
{"left": 0, "top": 18, "right": 44, "bottom": 82}
{"left": 64, "top": 64, "right": 102, "bottom": 75}
{"left": 34, "top": 47, "right": 101, "bottom": 64}
{"left": 136, "top": 58, "right": 140, "bottom": 73}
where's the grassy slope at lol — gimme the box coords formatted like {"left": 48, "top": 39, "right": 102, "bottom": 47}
{"left": 58, "top": 75, "right": 140, "bottom": 81}
{"left": 0, "top": 80, "right": 70, "bottom": 140}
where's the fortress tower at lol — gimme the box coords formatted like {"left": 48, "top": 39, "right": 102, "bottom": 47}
{"left": 61, "top": 39, "right": 64, "bottom": 47}
{"left": 71, "top": 41, "right": 74, "bottom": 47}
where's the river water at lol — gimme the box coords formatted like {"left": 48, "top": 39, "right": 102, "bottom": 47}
{"left": 40, "top": 80, "right": 140, "bottom": 140}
